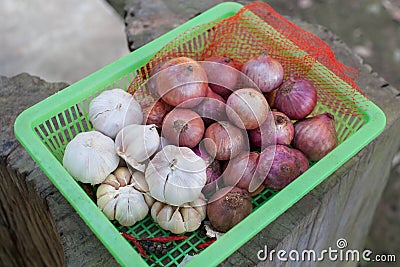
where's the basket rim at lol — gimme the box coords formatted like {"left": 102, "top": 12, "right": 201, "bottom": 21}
{"left": 14, "top": 1, "right": 386, "bottom": 267}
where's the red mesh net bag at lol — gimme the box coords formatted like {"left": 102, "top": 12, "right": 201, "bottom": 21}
{"left": 128, "top": 2, "right": 365, "bottom": 116}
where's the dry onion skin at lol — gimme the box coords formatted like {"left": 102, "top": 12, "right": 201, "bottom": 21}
{"left": 241, "top": 53, "right": 284, "bottom": 93}
{"left": 206, "top": 186, "right": 253, "bottom": 232}
{"left": 226, "top": 88, "right": 270, "bottom": 130}
{"left": 155, "top": 57, "right": 208, "bottom": 108}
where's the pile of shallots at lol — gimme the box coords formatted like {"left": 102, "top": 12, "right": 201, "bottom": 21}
{"left": 62, "top": 54, "right": 338, "bottom": 235}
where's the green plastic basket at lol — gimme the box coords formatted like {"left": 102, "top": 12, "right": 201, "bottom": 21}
{"left": 14, "top": 2, "right": 385, "bottom": 267}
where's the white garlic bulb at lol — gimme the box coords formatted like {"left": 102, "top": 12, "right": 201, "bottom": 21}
{"left": 97, "top": 167, "right": 149, "bottom": 226}
{"left": 89, "top": 88, "right": 143, "bottom": 139}
{"left": 145, "top": 145, "right": 207, "bottom": 206}
{"left": 151, "top": 194, "right": 207, "bottom": 234}
{"left": 115, "top": 124, "right": 160, "bottom": 172}
{"left": 63, "top": 131, "right": 119, "bottom": 185}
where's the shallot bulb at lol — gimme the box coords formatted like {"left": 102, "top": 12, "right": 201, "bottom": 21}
{"left": 155, "top": 57, "right": 208, "bottom": 108}
{"left": 293, "top": 112, "right": 338, "bottom": 161}
{"left": 162, "top": 108, "right": 205, "bottom": 148}
{"left": 258, "top": 145, "right": 309, "bottom": 190}
{"left": 192, "top": 146, "right": 222, "bottom": 198}
{"left": 142, "top": 99, "right": 173, "bottom": 129}
{"left": 202, "top": 57, "right": 239, "bottom": 96}
{"left": 204, "top": 121, "right": 246, "bottom": 161}
{"left": 226, "top": 88, "right": 270, "bottom": 130}
{"left": 194, "top": 87, "right": 227, "bottom": 125}
{"left": 274, "top": 77, "right": 317, "bottom": 120}
{"left": 241, "top": 53, "right": 284, "bottom": 93}
{"left": 146, "top": 61, "right": 164, "bottom": 98}
{"left": 206, "top": 186, "right": 253, "bottom": 232}
{"left": 249, "top": 111, "right": 294, "bottom": 148}
{"left": 223, "top": 151, "right": 265, "bottom": 194}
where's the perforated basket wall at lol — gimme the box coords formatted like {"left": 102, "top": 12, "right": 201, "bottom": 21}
{"left": 14, "top": 2, "right": 385, "bottom": 267}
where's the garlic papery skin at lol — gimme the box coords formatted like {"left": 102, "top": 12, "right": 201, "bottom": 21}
{"left": 130, "top": 170, "right": 155, "bottom": 207}
{"left": 89, "top": 88, "right": 143, "bottom": 139}
{"left": 145, "top": 145, "right": 207, "bottom": 206}
{"left": 63, "top": 131, "right": 119, "bottom": 185}
{"left": 150, "top": 194, "right": 206, "bottom": 234}
{"left": 115, "top": 124, "right": 160, "bottom": 172}
{"left": 96, "top": 167, "right": 149, "bottom": 226}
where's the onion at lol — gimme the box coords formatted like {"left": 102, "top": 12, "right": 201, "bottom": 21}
{"left": 291, "top": 148, "right": 310, "bottom": 174}
{"left": 156, "top": 57, "right": 208, "bottom": 108}
{"left": 223, "top": 151, "right": 265, "bottom": 194}
{"left": 226, "top": 88, "right": 270, "bottom": 130}
{"left": 162, "top": 108, "right": 205, "bottom": 148}
{"left": 202, "top": 57, "right": 239, "bottom": 96}
{"left": 204, "top": 121, "right": 246, "bottom": 161}
{"left": 293, "top": 112, "right": 338, "bottom": 161}
{"left": 265, "top": 89, "right": 277, "bottom": 108}
{"left": 249, "top": 111, "right": 294, "bottom": 148}
{"left": 274, "top": 77, "right": 317, "bottom": 120}
{"left": 194, "top": 87, "right": 227, "bottom": 125}
{"left": 192, "top": 146, "right": 222, "bottom": 198}
{"left": 146, "top": 61, "right": 164, "bottom": 97}
{"left": 241, "top": 53, "right": 284, "bottom": 93}
{"left": 259, "top": 145, "right": 304, "bottom": 191}
{"left": 207, "top": 186, "right": 253, "bottom": 232}
{"left": 142, "top": 99, "right": 172, "bottom": 129}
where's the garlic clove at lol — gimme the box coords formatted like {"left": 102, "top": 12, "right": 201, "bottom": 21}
{"left": 115, "top": 189, "right": 149, "bottom": 226}
{"left": 63, "top": 131, "right": 119, "bottom": 185}
{"left": 170, "top": 209, "right": 186, "bottom": 234}
{"left": 131, "top": 171, "right": 149, "bottom": 192}
{"left": 113, "top": 167, "right": 131, "bottom": 186}
{"left": 97, "top": 170, "right": 150, "bottom": 226}
{"left": 102, "top": 174, "right": 121, "bottom": 188}
{"left": 144, "top": 194, "right": 155, "bottom": 208}
{"left": 88, "top": 88, "right": 143, "bottom": 139}
{"left": 188, "top": 194, "right": 207, "bottom": 221}
{"left": 100, "top": 197, "right": 117, "bottom": 221}
{"left": 96, "top": 184, "right": 117, "bottom": 199}
{"left": 181, "top": 207, "right": 202, "bottom": 232}
{"left": 155, "top": 205, "right": 174, "bottom": 231}
{"left": 151, "top": 201, "right": 165, "bottom": 221}
{"left": 131, "top": 171, "right": 155, "bottom": 208}
{"left": 115, "top": 124, "right": 160, "bottom": 168}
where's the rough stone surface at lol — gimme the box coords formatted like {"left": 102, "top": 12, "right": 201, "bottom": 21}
{"left": 0, "top": 0, "right": 128, "bottom": 83}
{"left": 0, "top": 73, "right": 117, "bottom": 266}
{"left": 124, "top": 0, "right": 234, "bottom": 50}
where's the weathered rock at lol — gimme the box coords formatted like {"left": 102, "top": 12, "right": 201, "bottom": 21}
{"left": 124, "top": 0, "right": 228, "bottom": 50}
{"left": 0, "top": 73, "right": 117, "bottom": 267}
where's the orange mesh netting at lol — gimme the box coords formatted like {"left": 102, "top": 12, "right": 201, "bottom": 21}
{"left": 128, "top": 2, "right": 365, "bottom": 115}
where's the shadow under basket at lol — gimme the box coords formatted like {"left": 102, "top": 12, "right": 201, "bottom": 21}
{"left": 14, "top": 2, "right": 385, "bottom": 267}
